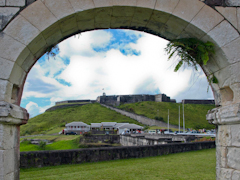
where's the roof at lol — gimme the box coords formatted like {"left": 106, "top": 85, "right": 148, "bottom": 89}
{"left": 65, "top": 122, "right": 88, "bottom": 127}
{"left": 113, "top": 123, "right": 129, "bottom": 128}
{"left": 101, "top": 122, "right": 117, "bottom": 127}
{"left": 91, "top": 123, "right": 102, "bottom": 128}
{"left": 118, "top": 124, "right": 143, "bottom": 129}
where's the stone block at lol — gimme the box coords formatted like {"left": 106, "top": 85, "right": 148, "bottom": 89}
{"left": 95, "top": 7, "right": 112, "bottom": 28}
{"left": 6, "top": 0, "right": 25, "bottom": 6}
{"left": 219, "top": 168, "right": 234, "bottom": 180}
{"left": 9, "top": 63, "right": 26, "bottom": 86}
{"left": 0, "top": 124, "right": 19, "bottom": 150}
{"left": 232, "top": 170, "right": 240, "bottom": 180}
{"left": 0, "top": 0, "right": 5, "bottom": 6}
{"left": 207, "top": 20, "right": 239, "bottom": 48}
{"left": 110, "top": 16, "right": 132, "bottom": 29}
{"left": 0, "top": 58, "right": 14, "bottom": 80}
{"left": 216, "top": 146, "right": 228, "bottom": 168}
{"left": 0, "top": 33, "right": 26, "bottom": 63}
{"left": 112, "top": 0, "right": 137, "bottom": 6}
{"left": 237, "top": 8, "right": 240, "bottom": 33}
{"left": 226, "top": 0, "right": 240, "bottom": 6}
{"left": 78, "top": 19, "right": 95, "bottom": 31}
{"left": 191, "top": 5, "right": 224, "bottom": 33}
{"left": 20, "top": 0, "right": 57, "bottom": 31}
{"left": 222, "top": 37, "right": 240, "bottom": 64}
{"left": 93, "top": 0, "right": 113, "bottom": 7}
{"left": 2, "top": 149, "right": 15, "bottom": 175}
{"left": 27, "top": 34, "right": 47, "bottom": 56}
{"left": 217, "top": 104, "right": 240, "bottom": 124}
{"left": 204, "top": 58, "right": 220, "bottom": 74}
{"left": 229, "top": 62, "right": 240, "bottom": 84}
{"left": 76, "top": 9, "right": 95, "bottom": 21}
{"left": 230, "top": 124, "right": 240, "bottom": 147}
{"left": 15, "top": 47, "right": 33, "bottom": 68}
{"left": 216, "top": 7, "right": 238, "bottom": 30}
{"left": 172, "top": 0, "right": 204, "bottom": 22}
{"left": 230, "top": 83, "right": 240, "bottom": 104}
{"left": 164, "top": 15, "right": 189, "bottom": 38}
{"left": 227, "top": 147, "right": 240, "bottom": 170}
{"left": 112, "top": 6, "right": 135, "bottom": 17}
{"left": 217, "top": 125, "right": 231, "bottom": 146}
{"left": 214, "top": 66, "right": 231, "bottom": 88}
{"left": 42, "top": 22, "right": 63, "bottom": 48}
{"left": 212, "top": 49, "right": 230, "bottom": 69}
{"left": 69, "top": 0, "right": 95, "bottom": 12}
{"left": 155, "top": 0, "right": 179, "bottom": 14}
{"left": 0, "top": 80, "right": 12, "bottom": 103}
{"left": 41, "top": 0, "right": 75, "bottom": 19}
{"left": 4, "top": 15, "right": 40, "bottom": 46}
{"left": 136, "top": 0, "right": 156, "bottom": 9}
{"left": 0, "top": 7, "right": 19, "bottom": 30}
{"left": 184, "top": 23, "right": 206, "bottom": 39}
{"left": 131, "top": 7, "right": 152, "bottom": 28}
{"left": 59, "top": 14, "right": 79, "bottom": 38}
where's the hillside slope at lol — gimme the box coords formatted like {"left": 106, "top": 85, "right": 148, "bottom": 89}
{"left": 117, "top": 101, "right": 215, "bottom": 129}
{"left": 20, "top": 103, "right": 144, "bottom": 136}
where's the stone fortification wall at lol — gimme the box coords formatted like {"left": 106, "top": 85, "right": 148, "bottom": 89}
{"left": 45, "top": 103, "right": 89, "bottom": 112}
{"left": 182, "top": 99, "right": 215, "bottom": 105}
{"left": 120, "top": 134, "right": 196, "bottom": 146}
{"left": 20, "top": 141, "right": 215, "bottom": 168}
{"left": 97, "top": 94, "right": 174, "bottom": 106}
{"left": 55, "top": 100, "right": 92, "bottom": 105}
{"left": 101, "top": 104, "right": 181, "bottom": 129}
{"left": 80, "top": 135, "right": 120, "bottom": 144}
{"left": 98, "top": 95, "right": 118, "bottom": 106}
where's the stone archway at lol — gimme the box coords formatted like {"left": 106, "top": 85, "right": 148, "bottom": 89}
{"left": 0, "top": 0, "right": 240, "bottom": 179}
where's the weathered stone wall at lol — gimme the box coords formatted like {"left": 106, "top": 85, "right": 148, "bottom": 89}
{"left": 182, "top": 99, "right": 215, "bottom": 104}
{"left": 101, "top": 104, "right": 181, "bottom": 129}
{"left": 20, "top": 141, "right": 215, "bottom": 168}
{"left": 80, "top": 135, "right": 120, "bottom": 144}
{"left": 55, "top": 100, "right": 92, "bottom": 105}
{"left": 45, "top": 103, "right": 89, "bottom": 112}
{"left": 0, "top": 0, "right": 239, "bottom": 33}
{"left": 120, "top": 134, "right": 196, "bottom": 146}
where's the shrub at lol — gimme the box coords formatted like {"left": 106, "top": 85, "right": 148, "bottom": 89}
{"left": 39, "top": 141, "right": 46, "bottom": 150}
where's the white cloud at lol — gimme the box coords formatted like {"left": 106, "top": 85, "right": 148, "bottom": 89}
{"left": 22, "top": 29, "right": 214, "bottom": 117}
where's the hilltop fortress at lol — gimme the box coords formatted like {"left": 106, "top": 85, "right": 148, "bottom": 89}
{"left": 46, "top": 93, "right": 215, "bottom": 112}
{"left": 96, "top": 93, "right": 176, "bottom": 106}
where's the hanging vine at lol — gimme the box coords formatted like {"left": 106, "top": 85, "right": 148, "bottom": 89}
{"left": 165, "top": 38, "right": 218, "bottom": 84}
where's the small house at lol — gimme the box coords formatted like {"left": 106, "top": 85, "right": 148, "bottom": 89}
{"left": 65, "top": 122, "right": 90, "bottom": 135}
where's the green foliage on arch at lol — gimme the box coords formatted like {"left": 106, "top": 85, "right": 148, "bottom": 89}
{"left": 165, "top": 38, "right": 218, "bottom": 84}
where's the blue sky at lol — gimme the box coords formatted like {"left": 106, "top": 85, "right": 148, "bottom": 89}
{"left": 20, "top": 29, "right": 213, "bottom": 118}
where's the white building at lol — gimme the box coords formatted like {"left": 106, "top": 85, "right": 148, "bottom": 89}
{"left": 65, "top": 122, "right": 90, "bottom": 135}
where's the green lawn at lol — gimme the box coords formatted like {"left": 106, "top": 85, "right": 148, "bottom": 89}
{"left": 20, "top": 135, "right": 80, "bottom": 152}
{"left": 118, "top": 101, "right": 215, "bottom": 129}
{"left": 20, "top": 103, "right": 145, "bottom": 136}
{"left": 20, "top": 148, "right": 216, "bottom": 180}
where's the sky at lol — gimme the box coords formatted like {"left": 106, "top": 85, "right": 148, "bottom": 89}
{"left": 20, "top": 29, "right": 214, "bottom": 118}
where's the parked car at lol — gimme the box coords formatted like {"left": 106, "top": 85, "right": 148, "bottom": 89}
{"left": 65, "top": 132, "right": 77, "bottom": 135}
{"left": 148, "top": 130, "right": 156, "bottom": 134}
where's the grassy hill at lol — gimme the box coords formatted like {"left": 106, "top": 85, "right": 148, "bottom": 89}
{"left": 117, "top": 101, "right": 215, "bottom": 129}
{"left": 20, "top": 103, "right": 145, "bottom": 136}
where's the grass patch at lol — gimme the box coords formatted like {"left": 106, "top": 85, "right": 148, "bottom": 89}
{"left": 20, "top": 148, "right": 216, "bottom": 180}
{"left": 20, "top": 103, "right": 145, "bottom": 136}
{"left": 118, "top": 101, "right": 215, "bottom": 129}
{"left": 20, "top": 135, "right": 81, "bottom": 152}
{"left": 147, "top": 126, "right": 179, "bottom": 131}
